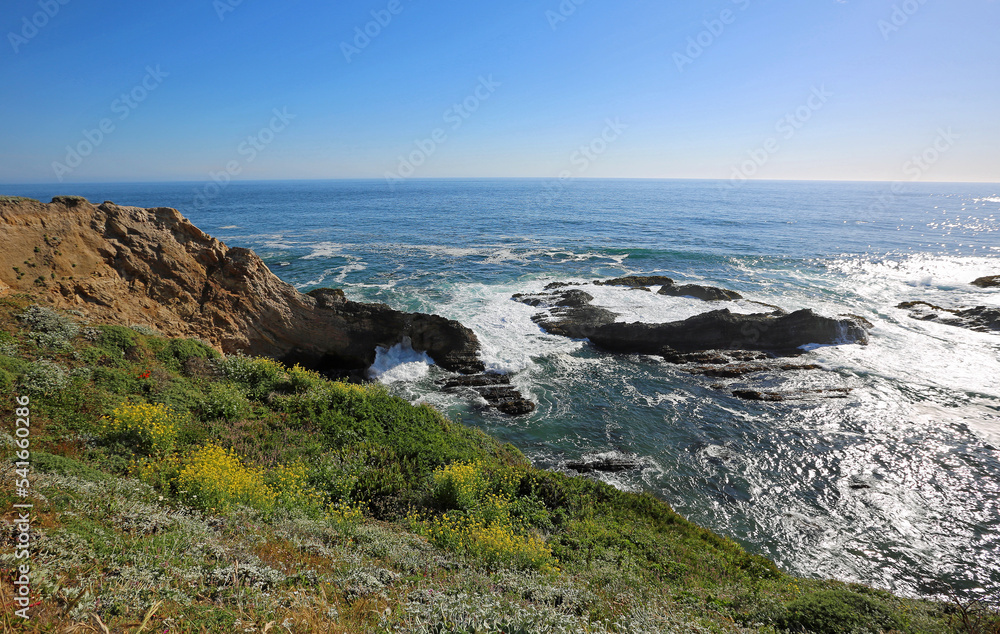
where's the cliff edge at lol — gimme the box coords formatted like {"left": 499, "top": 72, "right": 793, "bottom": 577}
{"left": 0, "top": 196, "right": 484, "bottom": 374}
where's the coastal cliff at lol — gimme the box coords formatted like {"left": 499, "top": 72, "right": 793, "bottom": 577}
{"left": 0, "top": 196, "right": 482, "bottom": 375}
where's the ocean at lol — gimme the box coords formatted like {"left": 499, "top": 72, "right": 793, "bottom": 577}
{"left": 10, "top": 178, "right": 1000, "bottom": 599}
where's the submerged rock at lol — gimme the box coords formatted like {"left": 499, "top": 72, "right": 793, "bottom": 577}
{"left": 732, "top": 388, "right": 852, "bottom": 402}
{"left": 565, "top": 456, "right": 645, "bottom": 473}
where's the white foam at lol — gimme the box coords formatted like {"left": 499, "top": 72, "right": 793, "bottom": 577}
{"left": 333, "top": 261, "right": 367, "bottom": 283}
{"left": 368, "top": 337, "right": 435, "bottom": 383}
{"left": 218, "top": 225, "right": 240, "bottom": 229}
{"left": 438, "top": 281, "right": 584, "bottom": 374}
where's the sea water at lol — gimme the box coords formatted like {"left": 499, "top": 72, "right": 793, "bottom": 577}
{"left": 11, "top": 178, "right": 1000, "bottom": 599}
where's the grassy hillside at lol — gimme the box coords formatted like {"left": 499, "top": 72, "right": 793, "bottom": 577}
{"left": 0, "top": 295, "right": 987, "bottom": 632}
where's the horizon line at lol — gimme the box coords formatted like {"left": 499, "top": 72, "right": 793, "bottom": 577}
{"left": 3, "top": 176, "right": 999, "bottom": 187}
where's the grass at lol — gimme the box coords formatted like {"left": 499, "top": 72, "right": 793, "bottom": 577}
{"left": 0, "top": 297, "right": 994, "bottom": 632}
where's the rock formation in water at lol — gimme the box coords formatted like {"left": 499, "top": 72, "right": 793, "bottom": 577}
{"left": 593, "top": 275, "right": 743, "bottom": 301}
{"left": 972, "top": 275, "right": 1000, "bottom": 289}
{"left": 0, "top": 196, "right": 503, "bottom": 382}
{"left": 897, "top": 300, "right": 1000, "bottom": 334}
{"left": 514, "top": 288, "right": 869, "bottom": 355}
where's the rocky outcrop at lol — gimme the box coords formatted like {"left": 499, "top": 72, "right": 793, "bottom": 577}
{"left": 972, "top": 276, "right": 1000, "bottom": 289}
{"left": 0, "top": 197, "right": 484, "bottom": 375}
{"left": 657, "top": 283, "right": 742, "bottom": 302}
{"left": 565, "top": 455, "right": 646, "bottom": 474}
{"left": 731, "top": 388, "right": 852, "bottom": 402}
{"left": 593, "top": 275, "right": 743, "bottom": 301}
{"left": 441, "top": 373, "right": 536, "bottom": 416}
{"left": 588, "top": 309, "right": 868, "bottom": 355}
{"left": 897, "top": 301, "right": 1000, "bottom": 334}
{"left": 594, "top": 275, "right": 675, "bottom": 288}
{"left": 516, "top": 289, "right": 868, "bottom": 355}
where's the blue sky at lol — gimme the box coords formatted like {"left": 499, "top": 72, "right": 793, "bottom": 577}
{"left": 1, "top": 0, "right": 997, "bottom": 184}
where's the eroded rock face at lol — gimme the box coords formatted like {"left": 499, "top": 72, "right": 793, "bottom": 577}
{"left": 972, "top": 276, "right": 1000, "bottom": 288}
{"left": 897, "top": 300, "right": 1000, "bottom": 334}
{"left": 0, "top": 197, "right": 483, "bottom": 374}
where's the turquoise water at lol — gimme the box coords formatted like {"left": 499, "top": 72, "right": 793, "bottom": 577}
{"left": 11, "top": 178, "right": 1000, "bottom": 598}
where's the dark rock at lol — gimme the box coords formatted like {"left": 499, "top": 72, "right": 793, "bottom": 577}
{"left": 686, "top": 360, "right": 820, "bottom": 378}
{"left": 778, "top": 363, "right": 823, "bottom": 371}
{"left": 594, "top": 275, "right": 674, "bottom": 287}
{"left": 688, "top": 364, "right": 770, "bottom": 378}
{"left": 544, "top": 281, "right": 580, "bottom": 290}
{"left": 307, "top": 287, "right": 347, "bottom": 308}
{"left": 897, "top": 301, "right": 1000, "bottom": 333}
{"left": 533, "top": 306, "right": 619, "bottom": 339}
{"left": 658, "top": 283, "right": 743, "bottom": 301}
{"left": 732, "top": 388, "right": 852, "bottom": 401}
{"left": 840, "top": 314, "right": 874, "bottom": 329}
{"left": 660, "top": 349, "right": 734, "bottom": 365}
{"left": 442, "top": 373, "right": 511, "bottom": 389}
{"left": 587, "top": 309, "right": 869, "bottom": 356}
{"left": 513, "top": 289, "right": 594, "bottom": 308}
{"left": 440, "top": 372, "right": 536, "bottom": 416}
{"left": 565, "top": 457, "right": 645, "bottom": 473}
{"left": 732, "top": 389, "right": 786, "bottom": 402}
{"left": 972, "top": 276, "right": 1000, "bottom": 288}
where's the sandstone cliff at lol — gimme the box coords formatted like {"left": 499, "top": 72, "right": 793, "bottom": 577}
{"left": 0, "top": 196, "right": 484, "bottom": 374}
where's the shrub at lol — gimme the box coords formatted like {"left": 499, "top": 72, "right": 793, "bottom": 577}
{"left": 92, "top": 367, "right": 137, "bottom": 393}
{"left": 20, "top": 359, "right": 69, "bottom": 394}
{"left": 266, "top": 460, "right": 325, "bottom": 512}
{"left": 175, "top": 444, "right": 276, "bottom": 513}
{"left": 199, "top": 382, "right": 251, "bottom": 420}
{"left": 430, "top": 460, "right": 487, "bottom": 510}
{"left": 32, "top": 451, "right": 108, "bottom": 481}
{"left": 287, "top": 363, "right": 323, "bottom": 393}
{"left": 410, "top": 461, "right": 556, "bottom": 572}
{"left": 156, "top": 338, "right": 219, "bottom": 372}
{"left": 129, "top": 324, "right": 160, "bottom": 336}
{"left": 19, "top": 305, "right": 79, "bottom": 349}
{"left": 0, "top": 334, "right": 17, "bottom": 356}
{"left": 219, "top": 355, "right": 288, "bottom": 400}
{"left": 51, "top": 195, "right": 88, "bottom": 206}
{"left": 0, "top": 367, "right": 14, "bottom": 393}
{"left": 96, "top": 325, "right": 138, "bottom": 355}
{"left": 98, "top": 402, "right": 181, "bottom": 455}
{"left": 780, "top": 589, "right": 901, "bottom": 634}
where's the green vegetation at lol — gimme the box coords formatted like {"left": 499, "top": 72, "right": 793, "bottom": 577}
{"left": 50, "top": 194, "right": 89, "bottom": 206}
{"left": 0, "top": 195, "right": 39, "bottom": 204}
{"left": 0, "top": 298, "right": 993, "bottom": 632}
